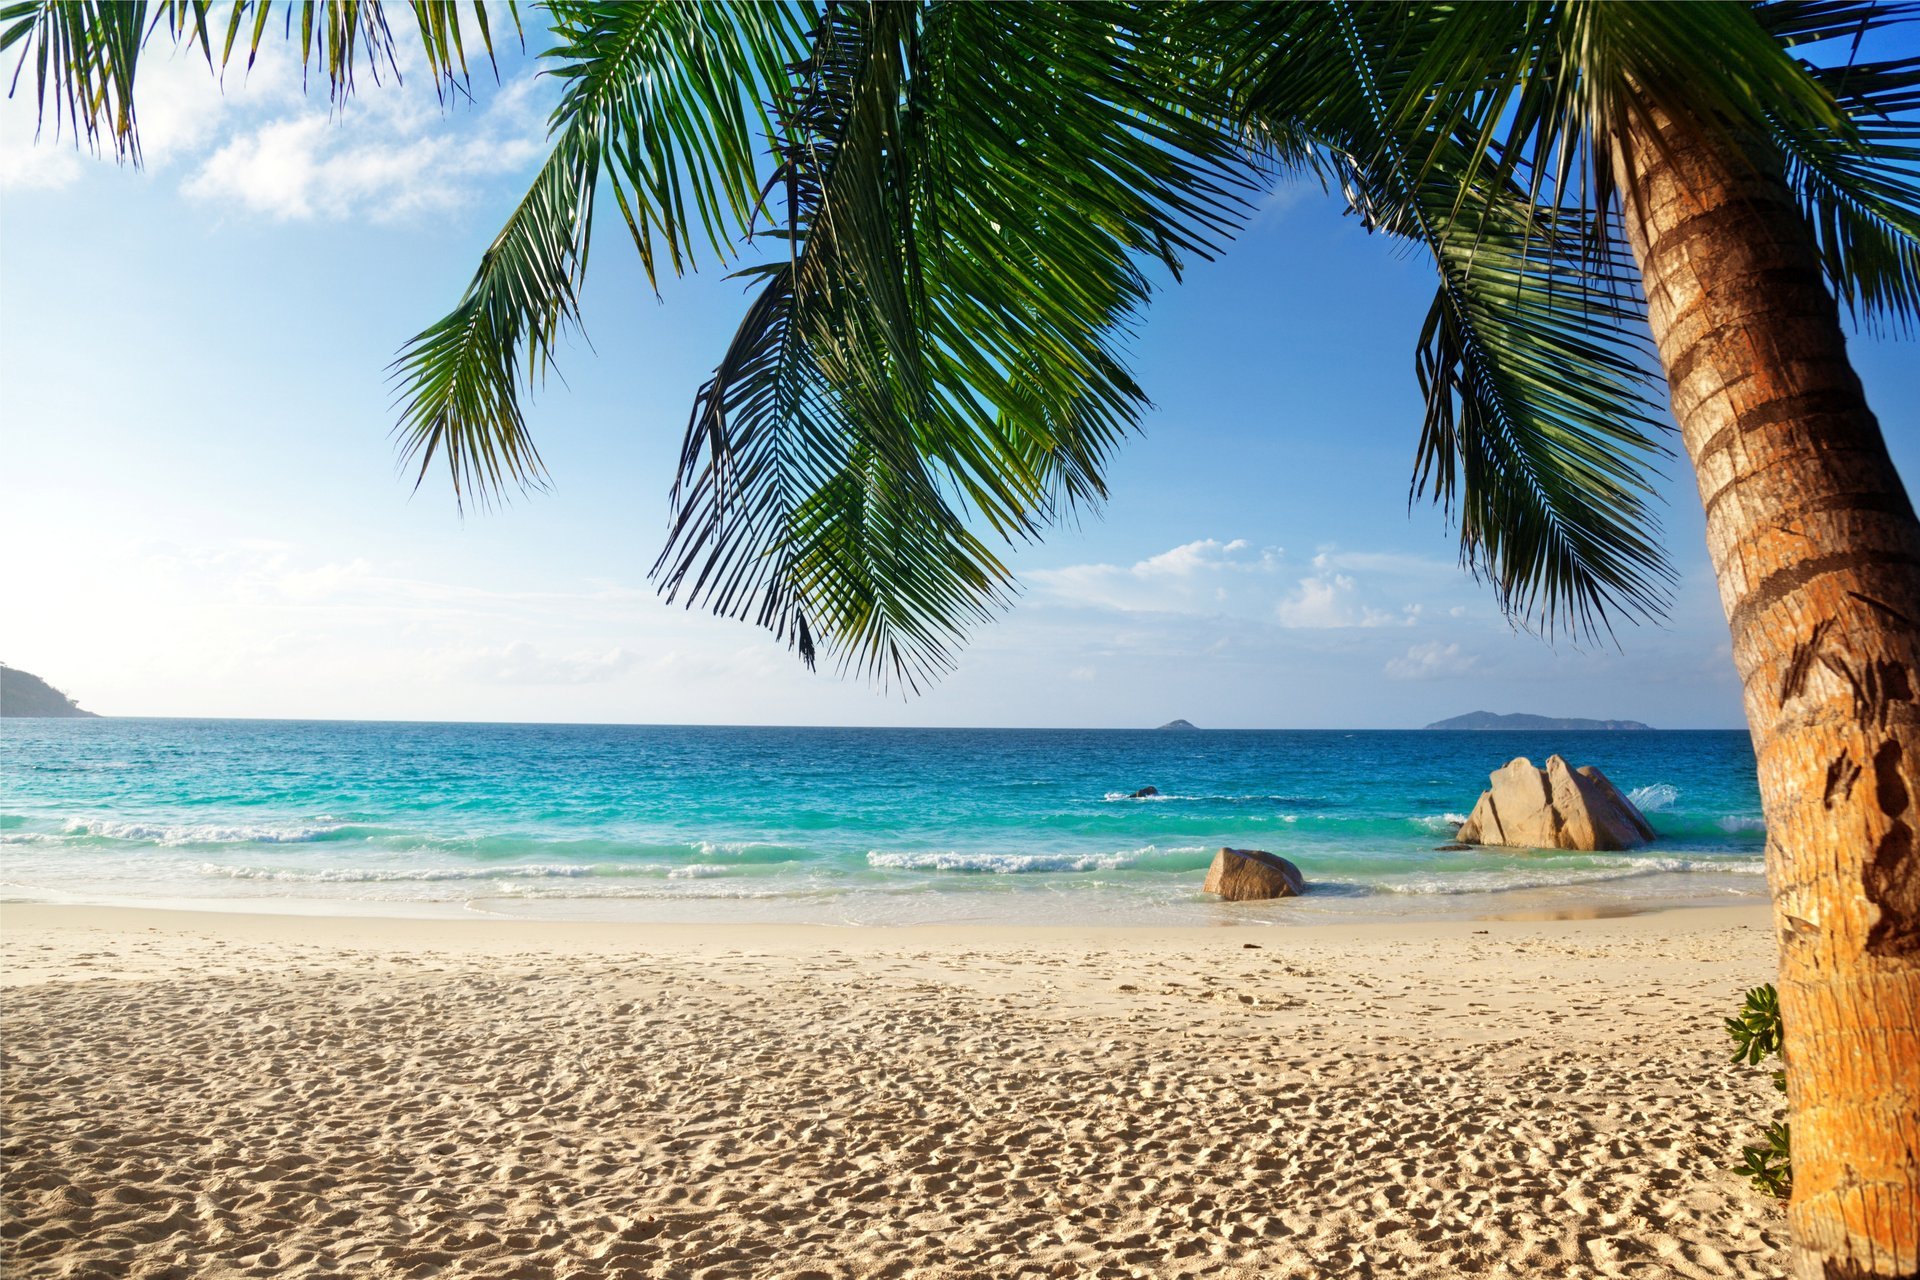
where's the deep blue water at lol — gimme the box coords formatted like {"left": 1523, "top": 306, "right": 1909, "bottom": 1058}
{"left": 0, "top": 720, "right": 1766, "bottom": 924}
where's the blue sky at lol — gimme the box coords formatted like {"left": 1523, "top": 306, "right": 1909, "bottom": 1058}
{"left": 2, "top": 35, "right": 1915, "bottom": 729}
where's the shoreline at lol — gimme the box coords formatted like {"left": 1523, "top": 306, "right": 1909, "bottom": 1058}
{"left": 0, "top": 894, "right": 1775, "bottom": 932}
{"left": 0, "top": 892, "right": 1771, "bottom": 947}
{"left": 0, "top": 868, "right": 1770, "bottom": 931}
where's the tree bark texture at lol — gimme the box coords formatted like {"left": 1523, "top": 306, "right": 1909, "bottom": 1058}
{"left": 1616, "top": 104, "right": 1920, "bottom": 1278}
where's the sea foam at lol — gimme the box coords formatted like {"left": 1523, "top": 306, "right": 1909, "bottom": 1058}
{"left": 867, "top": 846, "right": 1204, "bottom": 874}
{"left": 201, "top": 862, "right": 604, "bottom": 883}
{"left": 69, "top": 818, "right": 348, "bottom": 846}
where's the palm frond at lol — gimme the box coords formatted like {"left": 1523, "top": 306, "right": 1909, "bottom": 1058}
{"left": 389, "top": 126, "right": 591, "bottom": 505}
{"left": 1757, "top": 3, "right": 1920, "bottom": 328}
{"left": 1220, "top": 1, "right": 1676, "bottom": 639}
{"left": 653, "top": 1, "right": 1250, "bottom": 687}
{"left": 1, "top": 0, "right": 514, "bottom": 162}
{"left": 652, "top": 4, "right": 1016, "bottom": 688}
{"left": 390, "top": 0, "right": 809, "bottom": 508}
{"left": 1410, "top": 198, "right": 1675, "bottom": 637}
{"left": 1, "top": 0, "right": 146, "bottom": 159}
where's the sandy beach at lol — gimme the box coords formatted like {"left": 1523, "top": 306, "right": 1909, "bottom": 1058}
{"left": 2, "top": 903, "right": 1789, "bottom": 1278}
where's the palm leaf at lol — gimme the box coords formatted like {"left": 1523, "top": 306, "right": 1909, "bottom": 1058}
{"left": 1, "top": 0, "right": 147, "bottom": 159}
{"left": 1, "top": 0, "right": 512, "bottom": 162}
{"left": 651, "top": 1, "right": 1250, "bottom": 687}
{"left": 390, "top": 0, "right": 809, "bottom": 507}
{"left": 1409, "top": 197, "right": 1675, "bottom": 637}
{"left": 1758, "top": 2, "right": 1920, "bottom": 328}
{"left": 1220, "top": 1, "right": 1676, "bottom": 639}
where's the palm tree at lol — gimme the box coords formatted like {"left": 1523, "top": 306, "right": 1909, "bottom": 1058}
{"left": 7, "top": 2, "right": 1917, "bottom": 1273}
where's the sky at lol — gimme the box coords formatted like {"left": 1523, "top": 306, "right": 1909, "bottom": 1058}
{"left": 2, "top": 30, "right": 1915, "bottom": 730}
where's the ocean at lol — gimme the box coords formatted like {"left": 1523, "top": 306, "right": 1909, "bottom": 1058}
{"left": 0, "top": 719, "right": 1769, "bottom": 925}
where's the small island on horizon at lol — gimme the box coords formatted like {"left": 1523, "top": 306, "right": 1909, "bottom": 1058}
{"left": 1424, "top": 710, "right": 1652, "bottom": 732}
{"left": 0, "top": 664, "right": 97, "bottom": 719}
{"left": 1156, "top": 719, "right": 1198, "bottom": 731}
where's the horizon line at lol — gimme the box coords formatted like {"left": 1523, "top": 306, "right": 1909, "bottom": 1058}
{"left": 0, "top": 714, "right": 1750, "bottom": 732}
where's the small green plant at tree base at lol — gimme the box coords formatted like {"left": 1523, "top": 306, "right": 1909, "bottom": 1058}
{"left": 1737, "top": 1121, "right": 1793, "bottom": 1200}
{"left": 1726, "top": 983, "right": 1791, "bottom": 1197}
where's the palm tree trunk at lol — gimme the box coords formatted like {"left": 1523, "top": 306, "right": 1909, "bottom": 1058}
{"left": 1615, "top": 105, "right": 1920, "bottom": 1279}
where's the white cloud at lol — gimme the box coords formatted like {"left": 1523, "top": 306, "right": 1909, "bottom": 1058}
{"left": 0, "top": 41, "right": 293, "bottom": 191}
{"left": 1, "top": 37, "right": 549, "bottom": 218}
{"left": 1134, "top": 538, "right": 1267, "bottom": 576}
{"left": 1275, "top": 570, "right": 1403, "bottom": 629}
{"left": 1266, "top": 548, "right": 1465, "bottom": 630}
{"left": 1385, "top": 641, "right": 1480, "bottom": 681}
{"left": 184, "top": 74, "right": 547, "bottom": 221}
{"left": 462, "top": 641, "right": 641, "bottom": 686}
{"left": 1028, "top": 538, "right": 1281, "bottom": 615}
{"left": 273, "top": 558, "right": 377, "bottom": 600}
{"left": 0, "top": 95, "right": 85, "bottom": 190}
{"left": 0, "top": 130, "right": 83, "bottom": 190}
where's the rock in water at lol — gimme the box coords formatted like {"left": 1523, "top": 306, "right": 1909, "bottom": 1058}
{"left": 1202, "top": 848, "right": 1305, "bottom": 901}
{"left": 1129, "top": 785, "right": 1160, "bottom": 798}
{"left": 1455, "top": 756, "right": 1654, "bottom": 851}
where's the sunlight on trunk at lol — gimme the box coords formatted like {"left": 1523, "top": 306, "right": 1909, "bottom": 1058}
{"left": 1618, "top": 103, "right": 1920, "bottom": 1279}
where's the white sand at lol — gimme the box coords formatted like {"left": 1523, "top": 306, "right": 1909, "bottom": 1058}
{"left": 1, "top": 903, "right": 1789, "bottom": 1278}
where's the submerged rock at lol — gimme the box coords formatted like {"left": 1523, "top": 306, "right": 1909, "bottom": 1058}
{"left": 1202, "top": 848, "right": 1305, "bottom": 901}
{"left": 1455, "top": 756, "right": 1655, "bottom": 851}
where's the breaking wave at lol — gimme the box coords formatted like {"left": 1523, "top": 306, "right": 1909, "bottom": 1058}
{"left": 1627, "top": 783, "right": 1680, "bottom": 812}
{"left": 200, "top": 862, "right": 605, "bottom": 883}
{"left": 867, "top": 846, "right": 1208, "bottom": 874}
{"left": 68, "top": 819, "right": 351, "bottom": 846}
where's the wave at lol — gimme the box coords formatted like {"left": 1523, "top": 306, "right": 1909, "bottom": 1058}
{"left": 1627, "top": 783, "right": 1680, "bottom": 812}
{"left": 1369, "top": 854, "right": 1768, "bottom": 896}
{"left": 690, "top": 840, "right": 806, "bottom": 862}
{"left": 867, "top": 845, "right": 1209, "bottom": 874}
{"left": 1412, "top": 813, "right": 1470, "bottom": 833}
{"left": 1632, "top": 811, "right": 1766, "bottom": 840}
{"left": 68, "top": 818, "right": 353, "bottom": 846}
{"left": 201, "top": 862, "right": 612, "bottom": 883}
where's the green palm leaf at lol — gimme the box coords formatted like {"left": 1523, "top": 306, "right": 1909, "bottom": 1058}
{"left": 651, "top": 2, "right": 1249, "bottom": 687}
{"left": 0, "top": 0, "right": 511, "bottom": 161}
{"left": 1221, "top": 1, "right": 1675, "bottom": 639}
{"left": 1, "top": 0, "right": 147, "bottom": 159}
{"left": 1759, "top": 2, "right": 1920, "bottom": 327}
{"left": 390, "top": 0, "right": 808, "bottom": 507}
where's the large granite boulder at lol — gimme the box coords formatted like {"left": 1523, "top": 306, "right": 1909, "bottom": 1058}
{"left": 1203, "top": 847, "right": 1305, "bottom": 901}
{"left": 1455, "top": 756, "right": 1655, "bottom": 851}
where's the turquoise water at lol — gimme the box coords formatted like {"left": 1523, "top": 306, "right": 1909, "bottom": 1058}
{"left": 0, "top": 720, "right": 1768, "bottom": 924}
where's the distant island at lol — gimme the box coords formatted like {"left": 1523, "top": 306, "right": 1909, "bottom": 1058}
{"left": 1425, "top": 711, "right": 1652, "bottom": 731}
{"left": 1, "top": 664, "right": 98, "bottom": 718}
{"left": 1156, "top": 719, "right": 1198, "bottom": 731}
